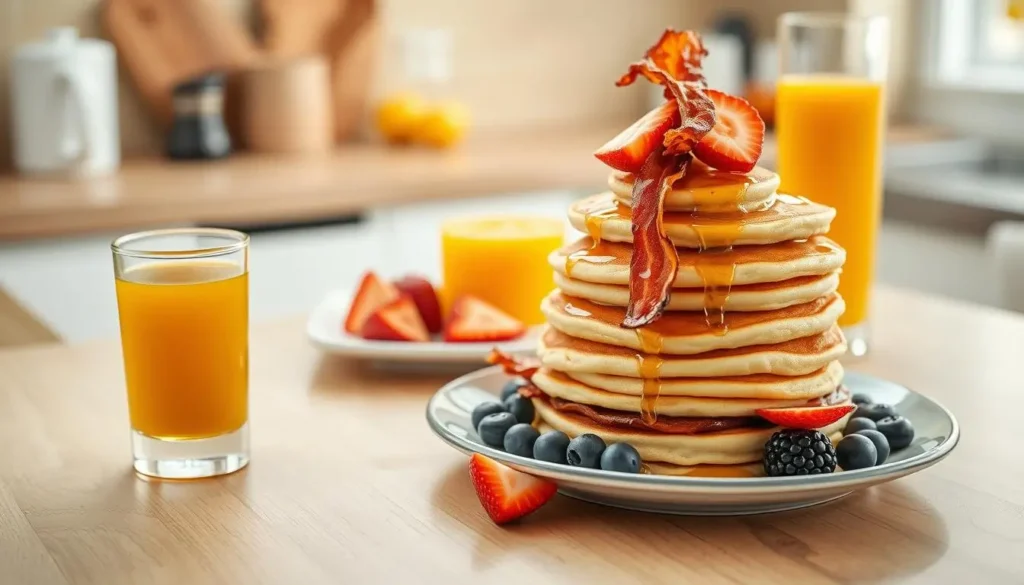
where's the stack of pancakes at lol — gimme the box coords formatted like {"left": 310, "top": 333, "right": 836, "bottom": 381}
{"left": 530, "top": 161, "right": 853, "bottom": 477}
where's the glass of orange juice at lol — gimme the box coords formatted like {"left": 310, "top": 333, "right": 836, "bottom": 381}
{"left": 776, "top": 13, "right": 889, "bottom": 357}
{"left": 112, "top": 228, "right": 250, "bottom": 479}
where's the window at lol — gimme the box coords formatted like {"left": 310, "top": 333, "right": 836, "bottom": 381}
{"left": 929, "top": 0, "right": 1024, "bottom": 91}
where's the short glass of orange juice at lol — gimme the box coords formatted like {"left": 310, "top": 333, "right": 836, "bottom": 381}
{"left": 776, "top": 12, "right": 889, "bottom": 356}
{"left": 112, "top": 228, "right": 250, "bottom": 479}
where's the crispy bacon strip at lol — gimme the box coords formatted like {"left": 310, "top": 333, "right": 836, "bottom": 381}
{"left": 486, "top": 349, "right": 539, "bottom": 382}
{"left": 623, "top": 152, "right": 688, "bottom": 328}
{"left": 616, "top": 30, "right": 716, "bottom": 157}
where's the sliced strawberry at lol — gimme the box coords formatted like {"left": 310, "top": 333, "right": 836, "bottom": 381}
{"left": 343, "top": 271, "right": 400, "bottom": 334}
{"left": 469, "top": 453, "right": 557, "bottom": 525}
{"left": 755, "top": 404, "right": 856, "bottom": 430}
{"left": 393, "top": 275, "right": 443, "bottom": 334}
{"left": 443, "top": 296, "right": 526, "bottom": 343}
{"left": 361, "top": 295, "right": 429, "bottom": 342}
{"left": 594, "top": 100, "right": 681, "bottom": 173}
{"left": 692, "top": 89, "right": 765, "bottom": 173}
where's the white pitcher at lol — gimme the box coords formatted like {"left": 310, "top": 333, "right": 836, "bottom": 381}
{"left": 10, "top": 27, "right": 120, "bottom": 177}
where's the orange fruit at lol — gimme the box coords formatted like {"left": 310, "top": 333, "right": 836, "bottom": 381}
{"left": 416, "top": 101, "right": 470, "bottom": 149}
{"left": 375, "top": 93, "right": 428, "bottom": 144}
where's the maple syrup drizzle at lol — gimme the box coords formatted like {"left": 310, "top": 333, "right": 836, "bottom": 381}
{"left": 635, "top": 328, "right": 664, "bottom": 424}
{"left": 689, "top": 170, "right": 747, "bottom": 335}
{"left": 565, "top": 201, "right": 622, "bottom": 277}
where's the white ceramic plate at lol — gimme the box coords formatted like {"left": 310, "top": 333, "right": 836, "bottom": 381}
{"left": 426, "top": 367, "right": 960, "bottom": 515}
{"left": 307, "top": 289, "right": 541, "bottom": 363}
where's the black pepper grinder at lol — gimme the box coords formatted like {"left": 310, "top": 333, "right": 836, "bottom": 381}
{"left": 167, "top": 73, "right": 232, "bottom": 160}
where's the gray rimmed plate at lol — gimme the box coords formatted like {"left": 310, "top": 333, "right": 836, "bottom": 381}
{"left": 426, "top": 367, "right": 959, "bottom": 515}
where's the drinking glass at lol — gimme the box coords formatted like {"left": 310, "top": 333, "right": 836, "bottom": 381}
{"left": 776, "top": 12, "right": 889, "bottom": 357}
{"left": 112, "top": 228, "right": 250, "bottom": 479}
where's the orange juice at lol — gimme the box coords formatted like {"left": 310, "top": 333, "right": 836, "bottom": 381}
{"left": 776, "top": 75, "right": 885, "bottom": 326}
{"left": 115, "top": 261, "right": 248, "bottom": 440}
{"left": 441, "top": 216, "right": 564, "bottom": 324}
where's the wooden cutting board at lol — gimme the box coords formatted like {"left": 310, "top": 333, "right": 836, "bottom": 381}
{"left": 103, "top": 0, "right": 261, "bottom": 127}
{"left": 260, "top": 0, "right": 378, "bottom": 142}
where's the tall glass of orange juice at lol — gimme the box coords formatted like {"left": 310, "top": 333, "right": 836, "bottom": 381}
{"left": 112, "top": 228, "right": 250, "bottom": 479}
{"left": 776, "top": 13, "right": 889, "bottom": 356}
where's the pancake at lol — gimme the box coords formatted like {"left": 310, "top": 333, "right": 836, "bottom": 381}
{"left": 642, "top": 460, "right": 767, "bottom": 478}
{"left": 568, "top": 192, "right": 835, "bottom": 248}
{"left": 554, "top": 271, "right": 839, "bottom": 312}
{"left": 538, "top": 326, "right": 847, "bottom": 377}
{"left": 608, "top": 162, "right": 780, "bottom": 213}
{"left": 551, "top": 236, "right": 846, "bottom": 287}
{"left": 542, "top": 291, "right": 846, "bottom": 355}
{"left": 532, "top": 365, "right": 845, "bottom": 416}
{"left": 533, "top": 397, "right": 852, "bottom": 466}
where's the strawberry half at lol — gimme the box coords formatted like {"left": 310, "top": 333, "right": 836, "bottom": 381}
{"left": 755, "top": 404, "right": 856, "bottom": 430}
{"left": 393, "top": 275, "right": 443, "bottom": 334}
{"left": 361, "top": 295, "right": 429, "bottom": 342}
{"left": 692, "top": 89, "right": 765, "bottom": 173}
{"left": 469, "top": 454, "right": 557, "bottom": 525}
{"left": 443, "top": 296, "right": 526, "bottom": 343}
{"left": 343, "top": 271, "right": 400, "bottom": 334}
{"left": 594, "top": 100, "right": 680, "bottom": 173}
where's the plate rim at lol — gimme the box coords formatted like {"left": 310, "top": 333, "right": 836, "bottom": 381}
{"left": 426, "top": 365, "right": 961, "bottom": 493}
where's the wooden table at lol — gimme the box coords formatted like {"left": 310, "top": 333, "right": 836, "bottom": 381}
{"left": 0, "top": 286, "right": 1020, "bottom": 585}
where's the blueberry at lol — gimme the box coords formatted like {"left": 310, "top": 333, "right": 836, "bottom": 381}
{"left": 855, "top": 429, "right": 890, "bottom": 464}
{"left": 503, "top": 394, "right": 535, "bottom": 425}
{"left": 566, "top": 433, "right": 606, "bottom": 469}
{"left": 854, "top": 403, "right": 897, "bottom": 422}
{"left": 875, "top": 415, "right": 915, "bottom": 450}
{"left": 836, "top": 434, "right": 878, "bottom": 470}
{"left": 533, "top": 431, "right": 571, "bottom": 464}
{"left": 844, "top": 417, "right": 877, "bottom": 435}
{"left": 500, "top": 378, "right": 527, "bottom": 402}
{"left": 600, "top": 443, "right": 641, "bottom": 473}
{"left": 471, "top": 401, "right": 507, "bottom": 430}
{"left": 503, "top": 423, "right": 540, "bottom": 457}
{"left": 851, "top": 393, "right": 873, "bottom": 406}
{"left": 477, "top": 412, "right": 517, "bottom": 448}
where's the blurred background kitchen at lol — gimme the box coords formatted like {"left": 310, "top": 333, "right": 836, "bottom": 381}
{"left": 1, "top": 0, "right": 1024, "bottom": 345}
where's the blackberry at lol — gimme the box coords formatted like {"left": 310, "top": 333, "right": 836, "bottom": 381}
{"left": 764, "top": 429, "right": 837, "bottom": 477}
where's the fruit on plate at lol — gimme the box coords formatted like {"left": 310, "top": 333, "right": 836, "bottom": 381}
{"left": 692, "top": 89, "right": 765, "bottom": 173}
{"left": 843, "top": 417, "right": 877, "bottom": 435}
{"left": 503, "top": 423, "right": 540, "bottom": 457}
{"left": 533, "top": 431, "right": 571, "bottom": 464}
{"left": 343, "top": 271, "right": 400, "bottom": 334}
{"left": 361, "top": 296, "right": 429, "bottom": 342}
{"left": 375, "top": 92, "right": 428, "bottom": 145}
{"left": 593, "top": 100, "right": 681, "bottom": 173}
{"left": 471, "top": 401, "right": 508, "bottom": 430}
{"left": 875, "top": 415, "right": 915, "bottom": 450}
{"left": 503, "top": 394, "right": 535, "bottom": 425}
{"left": 764, "top": 429, "right": 837, "bottom": 476}
{"left": 443, "top": 295, "right": 526, "bottom": 343}
{"left": 393, "top": 275, "right": 443, "bottom": 333}
{"left": 755, "top": 404, "right": 855, "bottom": 430}
{"left": 854, "top": 403, "right": 897, "bottom": 422}
{"left": 477, "top": 412, "right": 517, "bottom": 448}
{"left": 836, "top": 434, "right": 878, "bottom": 471}
{"left": 417, "top": 101, "right": 470, "bottom": 149}
{"left": 600, "top": 443, "right": 641, "bottom": 474}
{"left": 468, "top": 453, "right": 557, "bottom": 525}
{"left": 566, "top": 433, "right": 606, "bottom": 469}
{"left": 856, "top": 429, "right": 890, "bottom": 464}
{"left": 501, "top": 378, "right": 528, "bottom": 402}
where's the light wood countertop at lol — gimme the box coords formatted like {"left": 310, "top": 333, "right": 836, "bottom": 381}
{"left": 0, "top": 285, "right": 1018, "bottom": 584}
{"left": 0, "top": 127, "right": 612, "bottom": 242}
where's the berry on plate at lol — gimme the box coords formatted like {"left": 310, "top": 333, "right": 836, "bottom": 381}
{"left": 875, "top": 415, "right": 915, "bottom": 450}
{"left": 836, "top": 434, "right": 878, "bottom": 470}
{"left": 471, "top": 401, "right": 508, "bottom": 430}
{"left": 533, "top": 431, "right": 571, "bottom": 464}
{"left": 468, "top": 453, "right": 557, "bottom": 525}
{"left": 343, "top": 271, "right": 399, "bottom": 334}
{"left": 393, "top": 275, "right": 443, "bottom": 334}
{"left": 360, "top": 296, "right": 429, "bottom": 342}
{"left": 566, "top": 433, "right": 606, "bottom": 469}
{"left": 692, "top": 89, "right": 765, "bottom": 173}
{"left": 855, "top": 403, "right": 897, "bottom": 422}
{"left": 593, "top": 100, "right": 681, "bottom": 173}
{"left": 600, "top": 443, "right": 642, "bottom": 474}
{"left": 503, "top": 394, "right": 535, "bottom": 425}
{"left": 764, "top": 429, "right": 837, "bottom": 476}
{"left": 503, "top": 423, "right": 540, "bottom": 457}
{"left": 501, "top": 378, "right": 528, "bottom": 402}
{"left": 755, "top": 404, "right": 855, "bottom": 430}
{"left": 844, "top": 417, "right": 877, "bottom": 435}
{"left": 856, "top": 429, "right": 890, "bottom": 464}
{"left": 443, "top": 296, "right": 526, "bottom": 343}
{"left": 477, "top": 412, "right": 517, "bottom": 448}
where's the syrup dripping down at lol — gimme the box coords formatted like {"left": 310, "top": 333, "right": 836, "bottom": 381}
{"left": 565, "top": 201, "right": 622, "bottom": 277}
{"left": 635, "top": 327, "right": 664, "bottom": 424}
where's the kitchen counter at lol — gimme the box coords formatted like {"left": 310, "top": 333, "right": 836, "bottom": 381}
{"left": 0, "top": 285, "right": 1019, "bottom": 584}
{"left": 0, "top": 126, "right": 613, "bottom": 241}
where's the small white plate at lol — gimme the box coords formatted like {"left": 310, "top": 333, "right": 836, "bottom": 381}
{"left": 307, "top": 289, "right": 541, "bottom": 363}
{"left": 426, "top": 367, "right": 960, "bottom": 515}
